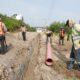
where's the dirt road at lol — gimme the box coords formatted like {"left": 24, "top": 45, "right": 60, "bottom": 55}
{"left": 0, "top": 32, "right": 80, "bottom": 80}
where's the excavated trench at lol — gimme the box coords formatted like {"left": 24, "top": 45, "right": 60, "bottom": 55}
{"left": 0, "top": 32, "right": 63, "bottom": 80}
{"left": 0, "top": 32, "right": 41, "bottom": 80}
{"left": 1, "top": 32, "right": 78, "bottom": 80}
{"left": 23, "top": 33, "right": 64, "bottom": 80}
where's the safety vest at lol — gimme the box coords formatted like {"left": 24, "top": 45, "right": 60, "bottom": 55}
{"left": 72, "top": 24, "right": 80, "bottom": 49}
{"left": 59, "top": 30, "right": 65, "bottom": 37}
{"left": 0, "top": 22, "right": 4, "bottom": 35}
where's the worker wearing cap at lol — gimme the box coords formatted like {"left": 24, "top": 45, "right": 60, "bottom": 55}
{"left": 66, "top": 19, "right": 80, "bottom": 70}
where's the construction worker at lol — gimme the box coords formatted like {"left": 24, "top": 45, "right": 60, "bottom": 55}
{"left": 46, "top": 30, "right": 52, "bottom": 43}
{"left": 66, "top": 19, "right": 80, "bottom": 70}
{"left": 59, "top": 27, "right": 65, "bottom": 45}
{"left": 21, "top": 24, "right": 27, "bottom": 41}
{"left": 0, "top": 18, "right": 7, "bottom": 54}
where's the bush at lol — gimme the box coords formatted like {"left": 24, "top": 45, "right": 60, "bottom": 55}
{"left": 0, "top": 14, "right": 22, "bottom": 31}
{"left": 48, "top": 21, "right": 65, "bottom": 33}
{"left": 0, "top": 13, "right": 36, "bottom": 32}
{"left": 28, "top": 27, "right": 36, "bottom": 32}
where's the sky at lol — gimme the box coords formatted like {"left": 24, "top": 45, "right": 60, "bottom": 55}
{"left": 0, "top": 0, "right": 80, "bottom": 27}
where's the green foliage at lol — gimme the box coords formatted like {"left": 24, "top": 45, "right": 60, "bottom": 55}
{"left": 28, "top": 27, "right": 36, "bottom": 32}
{"left": 0, "top": 13, "right": 23, "bottom": 31}
{"left": 24, "top": 24, "right": 36, "bottom": 32}
{"left": 0, "top": 13, "right": 36, "bottom": 32}
{"left": 65, "top": 26, "right": 72, "bottom": 35}
{"left": 48, "top": 21, "right": 65, "bottom": 33}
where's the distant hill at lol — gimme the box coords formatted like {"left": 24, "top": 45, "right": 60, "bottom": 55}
{"left": 0, "top": 13, "right": 36, "bottom": 32}
{"left": 0, "top": 13, "right": 24, "bottom": 31}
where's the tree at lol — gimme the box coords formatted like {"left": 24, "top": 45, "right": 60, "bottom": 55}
{"left": 48, "top": 21, "right": 65, "bottom": 33}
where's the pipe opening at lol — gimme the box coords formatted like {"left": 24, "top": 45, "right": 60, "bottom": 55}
{"left": 46, "top": 59, "right": 53, "bottom": 62}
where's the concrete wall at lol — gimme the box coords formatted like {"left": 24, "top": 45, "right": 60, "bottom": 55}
{"left": 0, "top": 33, "right": 40, "bottom": 80}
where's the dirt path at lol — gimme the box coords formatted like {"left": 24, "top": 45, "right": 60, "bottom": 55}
{"left": 0, "top": 32, "right": 80, "bottom": 80}
{"left": 33, "top": 33, "right": 64, "bottom": 80}
{"left": 0, "top": 32, "right": 39, "bottom": 80}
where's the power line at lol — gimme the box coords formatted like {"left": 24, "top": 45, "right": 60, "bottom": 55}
{"left": 44, "top": 0, "right": 57, "bottom": 27}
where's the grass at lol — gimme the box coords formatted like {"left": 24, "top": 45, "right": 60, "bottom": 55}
{"left": 52, "top": 60, "right": 80, "bottom": 80}
{"left": 51, "top": 34, "right": 80, "bottom": 80}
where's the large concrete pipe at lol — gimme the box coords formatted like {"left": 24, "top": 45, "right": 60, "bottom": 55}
{"left": 45, "top": 37, "right": 53, "bottom": 66}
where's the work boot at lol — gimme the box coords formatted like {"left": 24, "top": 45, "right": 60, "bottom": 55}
{"left": 67, "top": 61, "right": 74, "bottom": 70}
